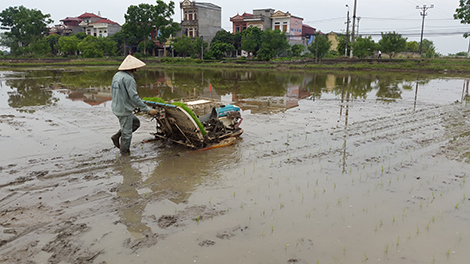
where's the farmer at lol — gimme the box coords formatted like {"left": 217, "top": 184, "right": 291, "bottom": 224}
{"left": 111, "top": 55, "right": 158, "bottom": 155}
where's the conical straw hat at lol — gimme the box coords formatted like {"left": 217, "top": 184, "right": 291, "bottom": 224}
{"left": 118, "top": 55, "right": 146, "bottom": 70}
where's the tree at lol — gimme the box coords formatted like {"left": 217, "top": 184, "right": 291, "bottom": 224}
{"left": 308, "top": 33, "right": 331, "bottom": 61}
{"left": 336, "top": 34, "right": 349, "bottom": 56}
{"left": 233, "top": 31, "right": 242, "bottom": 53}
{"left": 138, "top": 40, "right": 158, "bottom": 56}
{"left": 75, "top": 32, "right": 87, "bottom": 40}
{"left": 172, "top": 35, "right": 193, "bottom": 57}
{"left": 350, "top": 36, "right": 376, "bottom": 59}
{"left": 421, "top": 39, "right": 435, "bottom": 57}
{"left": 378, "top": 32, "right": 407, "bottom": 60}
{"left": 211, "top": 30, "right": 235, "bottom": 57}
{"left": 29, "top": 39, "right": 50, "bottom": 56}
{"left": 405, "top": 41, "right": 419, "bottom": 53}
{"left": 241, "top": 27, "right": 263, "bottom": 56}
{"left": 59, "top": 35, "right": 79, "bottom": 55}
{"left": 208, "top": 42, "right": 235, "bottom": 60}
{"left": 110, "top": 30, "right": 138, "bottom": 55}
{"left": 454, "top": 0, "right": 470, "bottom": 38}
{"left": 122, "top": 0, "right": 180, "bottom": 54}
{"left": 290, "top": 44, "right": 305, "bottom": 57}
{"left": 0, "top": 6, "right": 53, "bottom": 55}
{"left": 29, "top": 34, "right": 60, "bottom": 56}
{"left": 45, "top": 34, "right": 61, "bottom": 55}
{"left": 211, "top": 30, "right": 234, "bottom": 45}
{"left": 77, "top": 35, "right": 117, "bottom": 58}
{"left": 257, "top": 29, "right": 289, "bottom": 61}
{"left": 191, "top": 36, "right": 208, "bottom": 58}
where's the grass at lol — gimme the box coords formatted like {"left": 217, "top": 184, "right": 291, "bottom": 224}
{"left": 4, "top": 57, "right": 470, "bottom": 76}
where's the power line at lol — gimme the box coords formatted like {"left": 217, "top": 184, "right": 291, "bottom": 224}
{"left": 359, "top": 17, "right": 455, "bottom": 21}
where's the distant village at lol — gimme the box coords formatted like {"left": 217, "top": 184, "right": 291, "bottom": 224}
{"left": 49, "top": 0, "right": 325, "bottom": 57}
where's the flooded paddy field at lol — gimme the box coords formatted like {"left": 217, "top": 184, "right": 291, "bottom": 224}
{"left": 0, "top": 68, "right": 469, "bottom": 264}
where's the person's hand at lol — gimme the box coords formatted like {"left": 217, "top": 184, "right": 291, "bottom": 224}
{"left": 149, "top": 109, "right": 158, "bottom": 116}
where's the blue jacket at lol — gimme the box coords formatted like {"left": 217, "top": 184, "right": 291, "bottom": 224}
{"left": 111, "top": 71, "right": 151, "bottom": 116}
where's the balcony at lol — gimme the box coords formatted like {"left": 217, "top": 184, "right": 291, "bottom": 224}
{"left": 181, "top": 20, "right": 198, "bottom": 26}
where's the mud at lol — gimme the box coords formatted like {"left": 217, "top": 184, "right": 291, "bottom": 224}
{"left": 1, "top": 70, "right": 470, "bottom": 263}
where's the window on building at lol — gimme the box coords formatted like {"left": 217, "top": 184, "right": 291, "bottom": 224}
{"left": 235, "top": 26, "right": 240, "bottom": 32}
{"left": 189, "top": 14, "right": 193, "bottom": 20}
{"left": 275, "top": 22, "right": 280, "bottom": 30}
{"left": 283, "top": 24, "right": 288, "bottom": 32}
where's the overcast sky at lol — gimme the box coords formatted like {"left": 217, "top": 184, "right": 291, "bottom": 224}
{"left": 3, "top": 0, "right": 470, "bottom": 55}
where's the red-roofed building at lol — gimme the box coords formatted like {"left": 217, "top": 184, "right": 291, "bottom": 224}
{"left": 50, "top": 12, "right": 121, "bottom": 37}
{"left": 230, "top": 9, "right": 274, "bottom": 33}
{"left": 78, "top": 13, "right": 121, "bottom": 37}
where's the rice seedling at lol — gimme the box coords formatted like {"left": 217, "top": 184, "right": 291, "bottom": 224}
{"left": 384, "top": 243, "right": 389, "bottom": 254}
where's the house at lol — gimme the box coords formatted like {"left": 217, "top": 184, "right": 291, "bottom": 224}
{"left": 230, "top": 9, "right": 275, "bottom": 33}
{"left": 270, "top": 11, "right": 303, "bottom": 45}
{"left": 302, "top": 24, "right": 316, "bottom": 48}
{"left": 58, "top": 17, "right": 83, "bottom": 35}
{"left": 180, "top": 0, "right": 221, "bottom": 44}
{"left": 50, "top": 12, "right": 121, "bottom": 37}
{"left": 78, "top": 13, "right": 121, "bottom": 37}
{"left": 327, "top": 32, "right": 339, "bottom": 52}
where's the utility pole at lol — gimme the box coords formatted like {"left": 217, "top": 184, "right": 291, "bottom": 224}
{"left": 417, "top": 4, "right": 434, "bottom": 55}
{"left": 345, "top": 4, "right": 350, "bottom": 57}
{"left": 350, "top": 0, "right": 357, "bottom": 58}
{"left": 201, "top": 36, "right": 204, "bottom": 60}
{"left": 315, "top": 33, "right": 319, "bottom": 63}
{"left": 467, "top": 38, "right": 470, "bottom": 58}
{"left": 356, "top": 17, "right": 361, "bottom": 37}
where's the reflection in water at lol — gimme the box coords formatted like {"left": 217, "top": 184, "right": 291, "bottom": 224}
{"left": 414, "top": 81, "right": 419, "bottom": 110}
{"left": 462, "top": 80, "right": 470, "bottom": 102}
{"left": 112, "top": 143, "right": 242, "bottom": 237}
{"left": 6, "top": 77, "right": 59, "bottom": 112}
{"left": 114, "top": 157, "right": 151, "bottom": 239}
{"left": 339, "top": 76, "right": 351, "bottom": 174}
{"left": 144, "top": 145, "right": 242, "bottom": 204}
{"left": 0, "top": 69, "right": 460, "bottom": 112}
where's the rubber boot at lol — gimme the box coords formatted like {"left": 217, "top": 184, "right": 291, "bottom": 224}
{"left": 111, "top": 130, "right": 121, "bottom": 149}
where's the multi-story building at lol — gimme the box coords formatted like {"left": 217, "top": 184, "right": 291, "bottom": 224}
{"left": 270, "top": 11, "right": 303, "bottom": 45}
{"left": 230, "top": 9, "right": 275, "bottom": 33}
{"left": 57, "top": 17, "right": 83, "bottom": 35}
{"left": 180, "top": 0, "right": 221, "bottom": 44}
{"left": 50, "top": 12, "right": 121, "bottom": 37}
{"left": 78, "top": 13, "right": 121, "bottom": 37}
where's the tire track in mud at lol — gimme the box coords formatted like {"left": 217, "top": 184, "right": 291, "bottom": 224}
{"left": 249, "top": 104, "right": 470, "bottom": 175}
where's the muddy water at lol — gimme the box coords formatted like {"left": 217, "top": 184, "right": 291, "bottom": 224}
{"left": 0, "top": 69, "right": 469, "bottom": 264}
